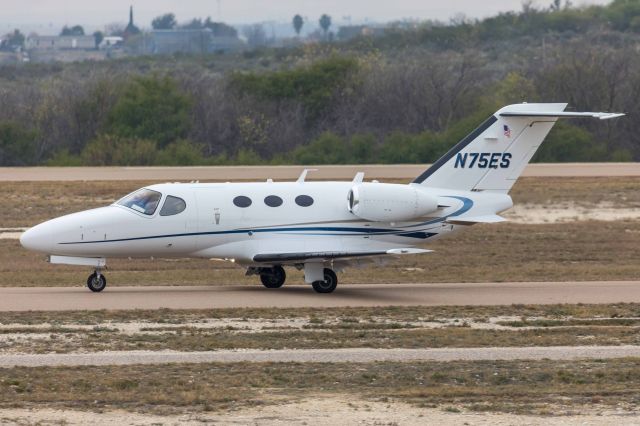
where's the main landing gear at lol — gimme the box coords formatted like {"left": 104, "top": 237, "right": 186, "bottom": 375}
{"left": 87, "top": 270, "right": 107, "bottom": 292}
{"left": 311, "top": 268, "right": 338, "bottom": 294}
{"left": 249, "top": 265, "right": 339, "bottom": 293}
{"left": 259, "top": 266, "right": 286, "bottom": 289}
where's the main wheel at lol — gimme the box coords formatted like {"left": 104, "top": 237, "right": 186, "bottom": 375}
{"left": 87, "top": 272, "right": 107, "bottom": 292}
{"left": 260, "top": 266, "right": 286, "bottom": 289}
{"left": 312, "top": 268, "right": 337, "bottom": 293}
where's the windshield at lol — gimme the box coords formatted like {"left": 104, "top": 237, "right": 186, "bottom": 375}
{"left": 117, "top": 189, "right": 162, "bottom": 215}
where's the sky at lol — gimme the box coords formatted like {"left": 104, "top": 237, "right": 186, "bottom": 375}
{"left": 1, "top": 0, "right": 611, "bottom": 35}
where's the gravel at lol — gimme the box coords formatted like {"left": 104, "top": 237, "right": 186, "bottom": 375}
{"left": 2, "top": 345, "right": 640, "bottom": 367}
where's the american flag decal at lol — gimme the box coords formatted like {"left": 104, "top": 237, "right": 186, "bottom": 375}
{"left": 503, "top": 124, "right": 511, "bottom": 138}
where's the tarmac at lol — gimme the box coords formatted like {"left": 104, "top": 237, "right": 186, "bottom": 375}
{"left": 1, "top": 163, "right": 639, "bottom": 181}
{"left": 0, "top": 281, "right": 638, "bottom": 311}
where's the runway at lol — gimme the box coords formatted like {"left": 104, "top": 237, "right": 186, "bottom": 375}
{"left": 1, "top": 163, "right": 639, "bottom": 181}
{"left": 1, "top": 281, "right": 638, "bottom": 311}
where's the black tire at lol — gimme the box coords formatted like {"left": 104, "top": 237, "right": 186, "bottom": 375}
{"left": 312, "top": 268, "right": 338, "bottom": 293}
{"left": 260, "top": 266, "right": 286, "bottom": 289}
{"left": 87, "top": 272, "right": 107, "bottom": 292}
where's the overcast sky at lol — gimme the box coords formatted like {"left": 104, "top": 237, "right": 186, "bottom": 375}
{"left": 2, "top": 0, "right": 611, "bottom": 34}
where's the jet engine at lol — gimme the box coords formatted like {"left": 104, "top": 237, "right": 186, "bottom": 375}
{"left": 347, "top": 183, "right": 439, "bottom": 222}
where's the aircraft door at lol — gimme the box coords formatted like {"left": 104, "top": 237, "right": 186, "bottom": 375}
{"left": 156, "top": 191, "right": 198, "bottom": 254}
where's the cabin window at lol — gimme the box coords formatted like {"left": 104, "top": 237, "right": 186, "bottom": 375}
{"left": 117, "top": 189, "right": 162, "bottom": 215}
{"left": 295, "top": 195, "right": 314, "bottom": 207}
{"left": 264, "top": 195, "right": 283, "bottom": 207}
{"left": 233, "top": 196, "right": 252, "bottom": 208}
{"left": 160, "top": 195, "right": 186, "bottom": 216}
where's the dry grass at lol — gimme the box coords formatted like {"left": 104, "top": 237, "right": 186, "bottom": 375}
{"left": 2, "top": 303, "right": 640, "bottom": 325}
{"left": 3, "top": 177, "right": 640, "bottom": 227}
{"left": 2, "top": 359, "right": 640, "bottom": 415}
{"left": 3, "top": 303, "right": 640, "bottom": 353}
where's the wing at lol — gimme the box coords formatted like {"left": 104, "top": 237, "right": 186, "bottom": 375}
{"left": 253, "top": 248, "right": 431, "bottom": 263}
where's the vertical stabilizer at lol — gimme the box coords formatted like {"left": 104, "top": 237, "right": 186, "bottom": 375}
{"left": 412, "top": 103, "right": 623, "bottom": 193}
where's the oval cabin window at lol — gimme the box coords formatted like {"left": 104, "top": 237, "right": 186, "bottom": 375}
{"left": 264, "top": 195, "right": 283, "bottom": 207}
{"left": 295, "top": 195, "right": 314, "bottom": 207}
{"left": 233, "top": 196, "right": 252, "bottom": 208}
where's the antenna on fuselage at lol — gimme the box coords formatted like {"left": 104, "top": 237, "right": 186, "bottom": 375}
{"left": 297, "top": 168, "right": 318, "bottom": 183}
{"left": 352, "top": 172, "right": 365, "bottom": 183}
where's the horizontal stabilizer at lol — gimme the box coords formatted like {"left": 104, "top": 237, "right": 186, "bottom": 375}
{"left": 253, "top": 248, "right": 431, "bottom": 263}
{"left": 446, "top": 215, "right": 506, "bottom": 225}
{"left": 499, "top": 111, "right": 625, "bottom": 120}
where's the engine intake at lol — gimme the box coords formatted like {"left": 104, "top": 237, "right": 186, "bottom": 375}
{"left": 347, "top": 183, "right": 439, "bottom": 222}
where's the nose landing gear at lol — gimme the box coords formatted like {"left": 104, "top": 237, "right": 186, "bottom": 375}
{"left": 87, "top": 271, "right": 107, "bottom": 292}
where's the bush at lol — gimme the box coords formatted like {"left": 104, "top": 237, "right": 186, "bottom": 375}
{"left": 156, "top": 140, "right": 206, "bottom": 165}
{"left": 82, "top": 134, "right": 157, "bottom": 166}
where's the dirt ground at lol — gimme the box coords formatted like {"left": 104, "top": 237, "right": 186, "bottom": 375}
{"left": 1, "top": 397, "right": 636, "bottom": 426}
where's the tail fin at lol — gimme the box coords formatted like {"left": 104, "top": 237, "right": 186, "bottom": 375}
{"left": 412, "top": 103, "right": 624, "bottom": 193}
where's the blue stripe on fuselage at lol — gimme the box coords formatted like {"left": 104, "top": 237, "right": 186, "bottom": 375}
{"left": 57, "top": 196, "right": 474, "bottom": 245}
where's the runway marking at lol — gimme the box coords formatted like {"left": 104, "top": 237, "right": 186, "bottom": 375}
{"left": 2, "top": 346, "right": 640, "bottom": 367}
{"left": 0, "top": 281, "right": 639, "bottom": 311}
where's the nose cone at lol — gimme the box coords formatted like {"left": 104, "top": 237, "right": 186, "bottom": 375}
{"left": 20, "top": 223, "right": 53, "bottom": 253}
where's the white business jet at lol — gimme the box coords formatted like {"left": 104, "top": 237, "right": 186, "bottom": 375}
{"left": 20, "top": 103, "right": 623, "bottom": 293}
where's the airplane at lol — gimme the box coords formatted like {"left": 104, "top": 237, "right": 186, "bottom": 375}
{"left": 20, "top": 103, "right": 624, "bottom": 293}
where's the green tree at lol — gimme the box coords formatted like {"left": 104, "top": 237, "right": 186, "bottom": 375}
{"left": 60, "top": 25, "right": 85, "bottom": 36}
{"left": 231, "top": 56, "right": 358, "bottom": 120}
{"left": 0, "top": 122, "right": 38, "bottom": 166}
{"left": 106, "top": 75, "right": 192, "bottom": 148}
{"left": 93, "top": 31, "right": 104, "bottom": 49}
{"left": 5, "top": 29, "right": 25, "bottom": 49}
{"left": 293, "top": 14, "right": 304, "bottom": 36}
{"left": 319, "top": 14, "right": 332, "bottom": 39}
{"left": 152, "top": 13, "right": 177, "bottom": 30}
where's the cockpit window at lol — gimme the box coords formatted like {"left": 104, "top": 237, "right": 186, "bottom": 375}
{"left": 117, "top": 189, "right": 162, "bottom": 215}
{"left": 160, "top": 195, "right": 186, "bottom": 216}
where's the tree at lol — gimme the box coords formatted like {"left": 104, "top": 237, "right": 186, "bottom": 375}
{"left": 106, "top": 76, "right": 192, "bottom": 148}
{"left": 93, "top": 31, "right": 104, "bottom": 49}
{"left": 319, "top": 14, "right": 332, "bottom": 39}
{"left": 152, "top": 13, "right": 177, "bottom": 30}
{"left": 181, "top": 17, "right": 238, "bottom": 37}
{"left": 4, "top": 29, "right": 25, "bottom": 49}
{"left": 293, "top": 14, "right": 304, "bottom": 36}
{"left": 0, "top": 122, "right": 38, "bottom": 166}
{"left": 60, "top": 25, "right": 85, "bottom": 36}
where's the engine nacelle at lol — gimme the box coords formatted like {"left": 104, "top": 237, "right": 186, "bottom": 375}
{"left": 347, "top": 183, "right": 439, "bottom": 222}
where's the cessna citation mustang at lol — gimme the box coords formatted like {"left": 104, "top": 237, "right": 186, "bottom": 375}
{"left": 21, "top": 103, "right": 623, "bottom": 293}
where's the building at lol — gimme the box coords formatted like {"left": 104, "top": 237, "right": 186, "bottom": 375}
{"left": 151, "top": 29, "right": 243, "bottom": 54}
{"left": 99, "top": 36, "right": 124, "bottom": 49}
{"left": 26, "top": 35, "right": 95, "bottom": 50}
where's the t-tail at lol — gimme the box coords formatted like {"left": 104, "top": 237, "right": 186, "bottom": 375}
{"left": 412, "top": 103, "right": 624, "bottom": 193}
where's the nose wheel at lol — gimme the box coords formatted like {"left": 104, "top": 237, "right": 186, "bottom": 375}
{"left": 87, "top": 271, "right": 107, "bottom": 292}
